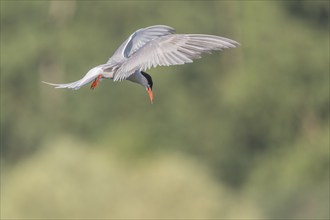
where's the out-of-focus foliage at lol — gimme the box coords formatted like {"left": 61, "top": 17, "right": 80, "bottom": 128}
{"left": 3, "top": 139, "right": 228, "bottom": 219}
{"left": 1, "top": 0, "right": 329, "bottom": 219}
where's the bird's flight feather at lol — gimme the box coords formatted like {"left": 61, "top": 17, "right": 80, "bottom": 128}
{"left": 113, "top": 34, "right": 239, "bottom": 81}
{"left": 108, "top": 25, "right": 175, "bottom": 63}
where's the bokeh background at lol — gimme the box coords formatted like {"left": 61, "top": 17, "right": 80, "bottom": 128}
{"left": 1, "top": 0, "right": 329, "bottom": 219}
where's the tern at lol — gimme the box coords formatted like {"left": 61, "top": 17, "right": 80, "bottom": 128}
{"left": 43, "top": 25, "right": 239, "bottom": 103}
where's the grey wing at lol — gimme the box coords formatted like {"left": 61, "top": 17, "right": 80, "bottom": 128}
{"left": 113, "top": 34, "right": 240, "bottom": 81}
{"left": 107, "top": 25, "right": 175, "bottom": 63}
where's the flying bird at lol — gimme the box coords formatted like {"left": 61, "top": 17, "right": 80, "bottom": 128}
{"left": 43, "top": 25, "right": 239, "bottom": 103}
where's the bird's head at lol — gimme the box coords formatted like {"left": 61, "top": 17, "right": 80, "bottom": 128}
{"left": 141, "top": 71, "right": 154, "bottom": 104}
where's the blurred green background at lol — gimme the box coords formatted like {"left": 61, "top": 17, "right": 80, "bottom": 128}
{"left": 1, "top": 0, "right": 329, "bottom": 219}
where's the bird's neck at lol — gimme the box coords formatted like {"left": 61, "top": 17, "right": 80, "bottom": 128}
{"left": 126, "top": 71, "right": 148, "bottom": 87}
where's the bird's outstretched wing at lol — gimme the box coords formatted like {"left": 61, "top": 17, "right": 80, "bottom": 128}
{"left": 42, "top": 66, "right": 103, "bottom": 90}
{"left": 108, "top": 25, "right": 175, "bottom": 63}
{"left": 113, "top": 34, "right": 239, "bottom": 81}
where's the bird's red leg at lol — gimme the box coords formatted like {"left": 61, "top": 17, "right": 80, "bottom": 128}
{"left": 90, "top": 75, "right": 102, "bottom": 90}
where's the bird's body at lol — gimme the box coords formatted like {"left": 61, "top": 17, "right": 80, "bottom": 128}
{"left": 43, "top": 25, "right": 239, "bottom": 103}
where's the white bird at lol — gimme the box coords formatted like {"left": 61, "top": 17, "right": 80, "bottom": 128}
{"left": 43, "top": 25, "right": 239, "bottom": 103}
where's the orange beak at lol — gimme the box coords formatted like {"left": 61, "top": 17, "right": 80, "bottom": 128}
{"left": 147, "top": 87, "right": 154, "bottom": 104}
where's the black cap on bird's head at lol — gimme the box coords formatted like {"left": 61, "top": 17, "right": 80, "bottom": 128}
{"left": 141, "top": 71, "right": 154, "bottom": 103}
{"left": 141, "top": 71, "right": 153, "bottom": 89}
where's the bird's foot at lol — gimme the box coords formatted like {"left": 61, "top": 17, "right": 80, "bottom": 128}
{"left": 90, "top": 75, "right": 102, "bottom": 90}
